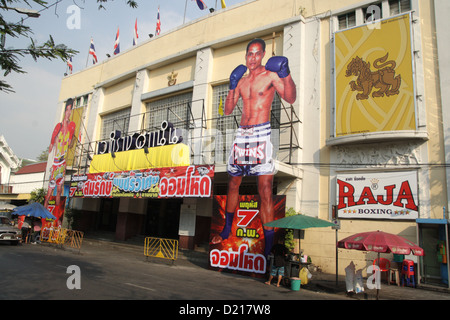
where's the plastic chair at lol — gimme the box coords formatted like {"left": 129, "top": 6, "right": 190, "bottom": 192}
{"left": 400, "top": 259, "right": 415, "bottom": 287}
{"left": 388, "top": 263, "right": 400, "bottom": 286}
{"left": 373, "top": 258, "right": 390, "bottom": 283}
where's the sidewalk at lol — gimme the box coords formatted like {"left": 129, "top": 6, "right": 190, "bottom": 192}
{"left": 80, "top": 233, "right": 450, "bottom": 300}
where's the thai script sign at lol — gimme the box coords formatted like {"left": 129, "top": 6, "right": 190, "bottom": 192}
{"left": 336, "top": 171, "right": 418, "bottom": 220}
{"left": 97, "top": 120, "right": 184, "bottom": 155}
{"left": 70, "top": 165, "right": 214, "bottom": 199}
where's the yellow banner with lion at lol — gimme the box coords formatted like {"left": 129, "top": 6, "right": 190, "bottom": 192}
{"left": 334, "top": 13, "right": 415, "bottom": 137}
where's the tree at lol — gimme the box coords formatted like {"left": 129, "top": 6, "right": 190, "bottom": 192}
{"left": 29, "top": 187, "right": 47, "bottom": 204}
{"left": 0, "top": 0, "right": 138, "bottom": 93}
{"left": 37, "top": 149, "right": 48, "bottom": 162}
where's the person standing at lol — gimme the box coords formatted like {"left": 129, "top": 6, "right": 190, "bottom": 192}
{"left": 21, "top": 217, "right": 31, "bottom": 243}
{"left": 265, "top": 240, "right": 288, "bottom": 287}
{"left": 31, "top": 218, "right": 42, "bottom": 244}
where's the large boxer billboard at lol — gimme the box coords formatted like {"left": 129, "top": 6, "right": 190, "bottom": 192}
{"left": 210, "top": 38, "right": 296, "bottom": 263}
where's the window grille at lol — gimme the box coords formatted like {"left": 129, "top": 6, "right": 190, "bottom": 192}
{"left": 145, "top": 92, "right": 193, "bottom": 130}
{"left": 100, "top": 107, "right": 131, "bottom": 140}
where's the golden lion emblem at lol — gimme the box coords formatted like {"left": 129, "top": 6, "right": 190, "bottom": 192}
{"left": 345, "top": 53, "right": 401, "bottom": 100}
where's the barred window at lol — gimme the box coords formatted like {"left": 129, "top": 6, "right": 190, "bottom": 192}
{"left": 145, "top": 92, "right": 193, "bottom": 130}
{"left": 338, "top": 12, "right": 356, "bottom": 30}
{"left": 389, "top": 0, "right": 411, "bottom": 15}
{"left": 100, "top": 107, "right": 131, "bottom": 140}
{"left": 212, "top": 83, "right": 242, "bottom": 132}
{"left": 74, "top": 94, "right": 89, "bottom": 108}
{"left": 363, "top": 2, "right": 382, "bottom": 24}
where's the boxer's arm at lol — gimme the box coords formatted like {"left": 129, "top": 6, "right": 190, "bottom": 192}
{"left": 266, "top": 56, "right": 297, "bottom": 104}
{"left": 49, "top": 123, "right": 61, "bottom": 153}
{"left": 225, "top": 65, "right": 247, "bottom": 115}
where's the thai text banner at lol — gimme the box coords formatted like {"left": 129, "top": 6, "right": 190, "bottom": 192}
{"left": 336, "top": 170, "right": 418, "bottom": 220}
{"left": 70, "top": 165, "right": 214, "bottom": 199}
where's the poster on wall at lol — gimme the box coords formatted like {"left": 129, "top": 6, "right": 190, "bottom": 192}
{"left": 42, "top": 196, "right": 66, "bottom": 230}
{"left": 70, "top": 165, "right": 214, "bottom": 199}
{"left": 209, "top": 195, "right": 286, "bottom": 277}
{"left": 334, "top": 13, "right": 416, "bottom": 136}
{"left": 44, "top": 99, "right": 79, "bottom": 220}
{"left": 336, "top": 171, "right": 418, "bottom": 220}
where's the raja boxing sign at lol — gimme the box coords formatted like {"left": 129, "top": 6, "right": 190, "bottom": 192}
{"left": 70, "top": 165, "right": 214, "bottom": 199}
{"left": 336, "top": 171, "right": 418, "bottom": 220}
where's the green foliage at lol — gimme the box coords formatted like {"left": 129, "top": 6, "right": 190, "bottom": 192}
{"left": 0, "top": 0, "right": 138, "bottom": 93}
{"left": 64, "top": 206, "right": 81, "bottom": 230}
{"left": 97, "top": 0, "right": 138, "bottom": 10}
{"left": 28, "top": 187, "right": 47, "bottom": 205}
{"left": 284, "top": 207, "right": 297, "bottom": 252}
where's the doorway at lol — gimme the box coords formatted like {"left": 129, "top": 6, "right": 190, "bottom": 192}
{"left": 144, "top": 199, "right": 182, "bottom": 240}
{"left": 97, "top": 198, "right": 119, "bottom": 232}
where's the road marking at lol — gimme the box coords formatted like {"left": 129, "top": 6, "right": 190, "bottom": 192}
{"left": 124, "top": 283, "right": 155, "bottom": 291}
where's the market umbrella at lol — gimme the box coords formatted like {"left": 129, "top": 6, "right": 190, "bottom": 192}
{"left": 337, "top": 230, "right": 424, "bottom": 299}
{"left": 12, "top": 202, "right": 56, "bottom": 220}
{"left": 337, "top": 230, "right": 424, "bottom": 256}
{"left": 264, "top": 214, "right": 336, "bottom": 230}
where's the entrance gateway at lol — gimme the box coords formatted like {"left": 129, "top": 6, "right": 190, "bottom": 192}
{"left": 69, "top": 165, "right": 215, "bottom": 246}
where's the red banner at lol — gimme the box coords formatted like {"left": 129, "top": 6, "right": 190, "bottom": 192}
{"left": 42, "top": 196, "right": 66, "bottom": 230}
{"left": 209, "top": 195, "right": 286, "bottom": 277}
{"left": 70, "top": 165, "right": 214, "bottom": 199}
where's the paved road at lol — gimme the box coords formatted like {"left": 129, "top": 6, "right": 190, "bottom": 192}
{"left": 0, "top": 241, "right": 349, "bottom": 304}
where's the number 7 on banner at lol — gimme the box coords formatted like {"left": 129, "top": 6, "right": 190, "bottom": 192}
{"left": 236, "top": 210, "right": 259, "bottom": 228}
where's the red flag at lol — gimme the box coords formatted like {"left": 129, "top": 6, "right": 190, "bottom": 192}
{"left": 67, "top": 57, "right": 73, "bottom": 74}
{"left": 155, "top": 7, "right": 161, "bottom": 35}
{"left": 133, "top": 19, "right": 138, "bottom": 45}
{"left": 114, "top": 27, "right": 120, "bottom": 55}
{"left": 89, "top": 38, "right": 98, "bottom": 64}
{"left": 194, "top": 0, "right": 207, "bottom": 10}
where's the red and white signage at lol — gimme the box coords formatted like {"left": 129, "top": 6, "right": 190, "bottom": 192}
{"left": 336, "top": 171, "right": 418, "bottom": 220}
{"left": 70, "top": 165, "right": 214, "bottom": 199}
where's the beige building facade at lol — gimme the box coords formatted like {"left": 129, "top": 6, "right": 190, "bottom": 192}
{"left": 54, "top": 0, "right": 449, "bottom": 284}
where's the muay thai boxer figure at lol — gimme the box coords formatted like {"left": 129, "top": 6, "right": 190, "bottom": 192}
{"left": 211, "top": 39, "right": 297, "bottom": 257}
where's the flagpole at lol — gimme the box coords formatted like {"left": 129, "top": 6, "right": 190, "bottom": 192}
{"left": 86, "top": 38, "right": 91, "bottom": 67}
{"left": 183, "top": 0, "right": 188, "bottom": 24}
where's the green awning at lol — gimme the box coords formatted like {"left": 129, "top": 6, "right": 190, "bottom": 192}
{"left": 264, "top": 214, "right": 335, "bottom": 230}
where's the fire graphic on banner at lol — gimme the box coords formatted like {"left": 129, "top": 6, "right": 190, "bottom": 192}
{"left": 42, "top": 196, "right": 66, "bottom": 230}
{"left": 209, "top": 195, "right": 285, "bottom": 277}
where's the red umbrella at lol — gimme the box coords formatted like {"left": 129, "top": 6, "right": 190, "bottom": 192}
{"left": 337, "top": 230, "right": 424, "bottom": 256}
{"left": 337, "top": 230, "right": 424, "bottom": 299}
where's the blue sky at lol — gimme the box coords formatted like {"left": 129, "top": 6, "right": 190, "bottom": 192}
{"left": 0, "top": 0, "right": 247, "bottom": 160}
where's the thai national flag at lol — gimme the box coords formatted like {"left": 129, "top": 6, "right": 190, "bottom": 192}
{"left": 114, "top": 27, "right": 120, "bottom": 55}
{"left": 155, "top": 7, "right": 161, "bottom": 35}
{"left": 67, "top": 57, "right": 73, "bottom": 74}
{"left": 195, "top": 0, "right": 207, "bottom": 10}
{"left": 133, "top": 19, "right": 138, "bottom": 46}
{"left": 89, "top": 38, "right": 98, "bottom": 64}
